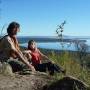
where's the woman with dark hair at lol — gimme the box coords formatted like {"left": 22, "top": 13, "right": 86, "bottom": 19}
{"left": 24, "top": 40, "right": 66, "bottom": 75}
{"left": 0, "top": 22, "right": 35, "bottom": 72}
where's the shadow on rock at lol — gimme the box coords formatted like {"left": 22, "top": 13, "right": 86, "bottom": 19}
{"left": 43, "top": 76, "right": 89, "bottom": 90}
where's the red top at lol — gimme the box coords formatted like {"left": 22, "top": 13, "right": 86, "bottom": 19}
{"left": 30, "top": 49, "right": 41, "bottom": 66}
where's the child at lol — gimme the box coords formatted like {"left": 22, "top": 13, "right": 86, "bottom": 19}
{"left": 25, "top": 40, "right": 66, "bottom": 75}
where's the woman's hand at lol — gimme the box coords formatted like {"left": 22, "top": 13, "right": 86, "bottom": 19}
{"left": 29, "top": 64, "right": 36, "bottom": 71}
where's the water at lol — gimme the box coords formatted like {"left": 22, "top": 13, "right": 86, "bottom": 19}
{"left": 20, "top": 42, "right": 76, "bottom": 50}
{"left": 18, "top": 36, "right": 90, "bottom": 51}
{"left": 20, "top": 39, "right": 90, "bottom": 51}
{"left": 86, "top": 40, "right": 90, "bottom": 45}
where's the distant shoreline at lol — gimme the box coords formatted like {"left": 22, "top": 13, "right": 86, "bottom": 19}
{"left": 17, "top": 36, "right": 86, "bottom": 44}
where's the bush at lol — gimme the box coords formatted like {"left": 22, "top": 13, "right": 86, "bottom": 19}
{"left": 48, "top": 51, "right": 90, "bottom": 86}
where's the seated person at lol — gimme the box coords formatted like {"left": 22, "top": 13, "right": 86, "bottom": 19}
{"left": 0, "top": 22, "right": 35, "bottom": 72}
{"left": 24, "top": 40, "right": 66, "bottom": 75}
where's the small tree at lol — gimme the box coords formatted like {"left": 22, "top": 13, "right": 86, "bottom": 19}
{"left": 74, "top": 40, "right": 88, "bottom": 67}
{"left": 56, "top": 20, "right": 66, "bottom": 49}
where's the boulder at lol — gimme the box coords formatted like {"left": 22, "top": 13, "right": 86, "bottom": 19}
{"left": 43, "top": 76, "right": 89, "bottom": 90}
{"left": 0, "top": 61, "right": 89, "bottom": 90}
{"left": 0, "top": 62, "right": 13, "bottom": 76}
{"left": 0, "top": 71, "right": 52, "bottom": 90}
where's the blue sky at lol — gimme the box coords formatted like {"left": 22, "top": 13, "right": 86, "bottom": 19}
{"left": 0, "top": 0, "right": 90, "bottom": 36}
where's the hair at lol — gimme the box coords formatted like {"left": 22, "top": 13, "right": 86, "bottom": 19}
{"left": 7, "top": 22, "right": 20, "bottom": 51}
{"left": 7, "top": 22, "right": 20, "bottom": 35}
{"left": 28, "top": 40, "right": 36, "bottom": 50}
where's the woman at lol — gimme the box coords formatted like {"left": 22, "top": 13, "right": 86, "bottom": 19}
{"left": 25, "top": 40, "right": 66, "bottom": 75}
{"left": 0, "top": 22, "right": 35, "bottom": 72}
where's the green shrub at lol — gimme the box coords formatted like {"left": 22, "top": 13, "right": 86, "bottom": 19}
{"left": 48, "top": 51, "right": 90, "bottom": 86}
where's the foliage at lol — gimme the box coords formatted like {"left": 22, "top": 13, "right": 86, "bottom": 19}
{"left": 47, "top": 51, "right": 90, "bottom": 87}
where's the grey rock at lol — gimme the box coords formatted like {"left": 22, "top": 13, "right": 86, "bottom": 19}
{"left": 0, "top": 62, "right": 13, "bottom": 76}
{"left": 43, "top": 76, "right": 89, "bottom": 90}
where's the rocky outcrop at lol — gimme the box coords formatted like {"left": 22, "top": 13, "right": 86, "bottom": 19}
{"left": 0, "top": 71, "right": 52, "bottom": 90}
{"left": 0, "top": 62, "right": 52, "bottom": 90}
{"left": 43, "top": 76, "right": 89, "bottom": 90}
{"left": 0, "top": 62, "right": 89, "bottom": 90}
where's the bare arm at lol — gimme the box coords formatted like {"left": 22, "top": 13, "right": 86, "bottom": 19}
{"left": 38, "top": 49, "right": 52, "bottom": 62}
{"left": 5, "top": 37, "right": 35, "bottom": 71}
{"left": 13, "top": 49, "right": 35, "bottom": 71}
